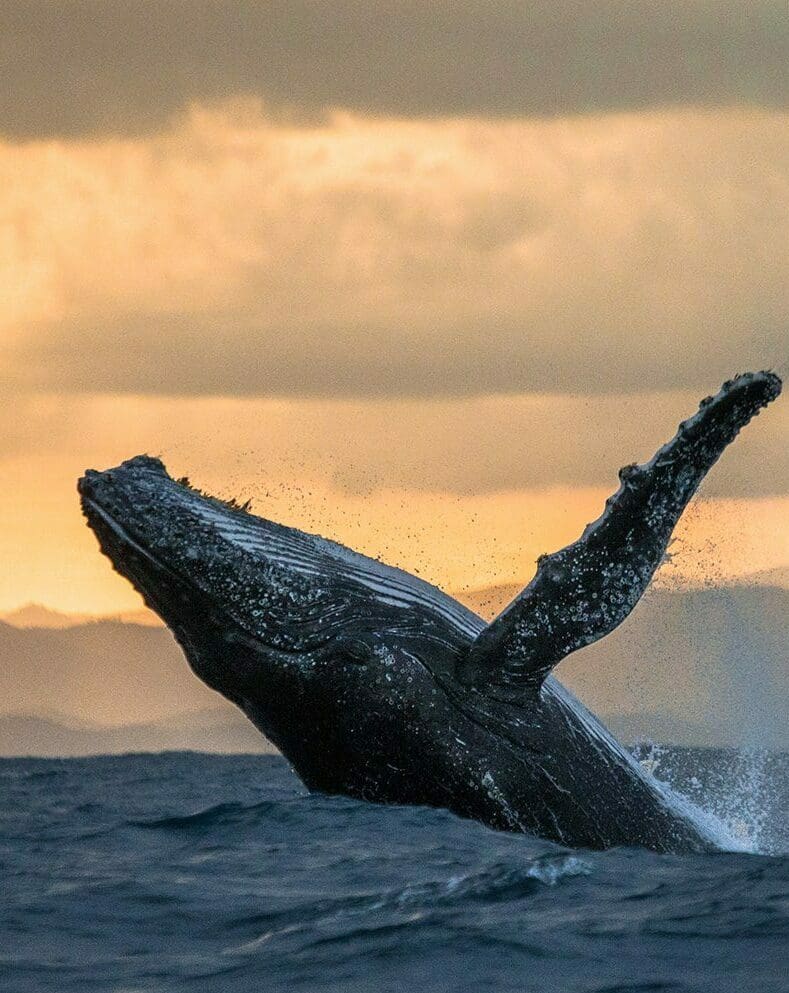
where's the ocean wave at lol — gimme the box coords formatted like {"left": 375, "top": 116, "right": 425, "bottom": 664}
{"left": 373, "top": 854, "right": 593, "bottom": 908}
{"left": 129, "top": 798, "right": 300, "bottom": 830}
{"left": 221, "top": 854, "right": 592, "bottom": 958}
{"left": 4, "top": 751, "right": 787, "bottom": 993}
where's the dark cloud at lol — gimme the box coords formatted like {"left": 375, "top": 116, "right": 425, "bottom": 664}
{"left": 1, "top": 1, "right": 787, "bottom": 138}
{"left": 3, "top": 106, "right": 786, "bottom": 402}
{"left": 9, "top": 311, "right": 786, "bottom": 402}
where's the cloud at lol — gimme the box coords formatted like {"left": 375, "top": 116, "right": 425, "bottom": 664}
{"left": 1, "top": 1, "right": 787, "bottom": 138}
{"left": 2, "top": 105, "right": 787, "bottom": 398}
{"left": 1, "top": 391, "right": 786, "bottom": 499}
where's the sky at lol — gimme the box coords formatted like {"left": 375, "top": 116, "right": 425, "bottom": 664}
{"left": 2, "top": 1, "right": 787, "bottom": 614}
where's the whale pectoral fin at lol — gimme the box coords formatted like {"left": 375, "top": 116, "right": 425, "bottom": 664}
{"left": 458, "top": 371, "right": 782, "bottom": 696}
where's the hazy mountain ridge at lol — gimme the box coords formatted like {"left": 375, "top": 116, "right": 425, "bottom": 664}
{"left": 0, "top": 619, "right": 219, "bottom": 727}
{"left": 0, "top": 603, "right": 160, "bottom": 628}
{"left": 461, "top": 582, "right": 787, "bottom": 749}
{"left": 0, "top": 708, "right": 273, "bottom": 758}
{"left": 0, "top": 708, "right": 715, "bottom": 758}
{"left": 0, "top": 582, "right": 786, "bottom": 755}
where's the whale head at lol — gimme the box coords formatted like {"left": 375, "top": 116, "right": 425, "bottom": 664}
{"left": 78, "top": 456, "right": 483, "bottom": 793}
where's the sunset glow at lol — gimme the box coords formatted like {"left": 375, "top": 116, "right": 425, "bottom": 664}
{"left": 2, "top": 11, "right": 786, "bottom": 616}
{"left": 3, "top": 393, "right": 787, "bottom": 614}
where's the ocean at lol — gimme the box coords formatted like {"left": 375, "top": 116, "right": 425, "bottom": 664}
{"left": 2, "top": 748, "right": 787, "bottom": 992}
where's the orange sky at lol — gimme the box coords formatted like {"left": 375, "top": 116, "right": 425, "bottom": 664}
{"left": 2, "top": 4, "right": 787, "bottom": 615}
{"left": 2, "top": 392, "right": 787, "bottom": 614}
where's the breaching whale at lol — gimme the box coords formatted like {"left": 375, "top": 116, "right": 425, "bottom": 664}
{"left": 79, "top": 371, "right": 781, "bottom": 852}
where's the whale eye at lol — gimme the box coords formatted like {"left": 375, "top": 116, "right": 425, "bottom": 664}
{"left": 338, "top": 638, "right": 372, "bottom": 666}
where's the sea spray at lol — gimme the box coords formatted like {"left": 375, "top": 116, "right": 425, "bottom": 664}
{"left": 634, "top": 742, "right": 781, "bottom": 855}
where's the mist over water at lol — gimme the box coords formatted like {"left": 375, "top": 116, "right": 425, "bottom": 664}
{"left": 2, "top": 750, "right": 786, "bottom": 993}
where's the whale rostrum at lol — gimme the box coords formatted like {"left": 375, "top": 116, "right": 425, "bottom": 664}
{"left": 79, "top": 371, "right": 782, "bottom": 852}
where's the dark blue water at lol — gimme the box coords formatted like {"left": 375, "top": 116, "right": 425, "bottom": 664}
{"left": 2, "top": 750, "right": 787, "bottom": 992}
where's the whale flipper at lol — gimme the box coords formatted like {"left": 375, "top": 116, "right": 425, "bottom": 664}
{"left": 459, "top": 371, "right": 782, "bottom": 697}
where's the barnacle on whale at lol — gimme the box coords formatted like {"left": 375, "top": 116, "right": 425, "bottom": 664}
{"left": 175, "top": 474, "right": 253, "bottom": 514}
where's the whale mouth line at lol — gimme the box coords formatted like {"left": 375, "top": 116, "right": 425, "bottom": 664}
{"left": 79, "top": 492, "right": 351, "bottom": 660}
{"left": 79, "top": 494, "right": 202, "bottom": 602}
{"left": 79, "top": 494, "right": 199, "bottom": 624}
{"left": 80, "top": 455, "right": 485, "bottom": 640}
{"left": 81, "top": 496, "right": 163, "bottom": 570}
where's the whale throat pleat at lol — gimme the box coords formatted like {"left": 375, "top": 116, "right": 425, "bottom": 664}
{"left": 458, "top": 371, "right": 782, "bottom": 696}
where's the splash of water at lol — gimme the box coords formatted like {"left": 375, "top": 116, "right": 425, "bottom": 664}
{"left": 636, "top": 742, "right": 778, "bottom": 855}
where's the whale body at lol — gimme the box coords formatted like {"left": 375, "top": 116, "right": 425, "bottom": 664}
{"left": 79, "top": 371, "right": 782, "bottom": 852}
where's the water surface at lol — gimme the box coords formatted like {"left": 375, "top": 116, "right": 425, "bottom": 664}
{"left": 2, "top": 749, "right": 786, "bottom": 992}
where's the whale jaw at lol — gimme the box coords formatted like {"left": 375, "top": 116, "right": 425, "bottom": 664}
{"left": 78, "top": 455, "right": 476, "bottom": 776}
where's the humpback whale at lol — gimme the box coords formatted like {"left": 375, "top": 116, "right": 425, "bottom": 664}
{"left": 79, "top": 371, "right": 781, "bottom": 852}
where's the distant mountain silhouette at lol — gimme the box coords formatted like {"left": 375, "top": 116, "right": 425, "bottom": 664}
{"left": 1, "top": 604, "right": 96, "bottom": 628}
{"left": 0, "top": 582, "right": 785, "bottom": 755}
{"left": 0, "top": 603, "right": 160, "bottom": 628}
{"left": 732, "top": 566, "right": 789, "bottom": 590}
{"left": 455, "top": 583, "right": 522, "bottom": 620}
{"left": 0, "top": 619, "right": 217, "bottom": 726}
{"left": 601, "top": 712, "right": 719, "bottom": 748}
{"left": 456, "top": 582, "right": 788, "bottom": 750}
{"left": 0, "top": 708, "right": 272, "bottom": 757}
